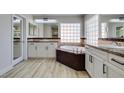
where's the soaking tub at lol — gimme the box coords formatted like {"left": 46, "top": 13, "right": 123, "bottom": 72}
{"left": 56, "top": 45, "right": 85, "bottom": 71}
{"left": 60, "top": 45, "right": 85, "bottom": 54}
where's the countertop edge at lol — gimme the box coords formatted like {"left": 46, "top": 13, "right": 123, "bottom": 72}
{"left": 86, "top": 44, "right": 124, "bottom": 57}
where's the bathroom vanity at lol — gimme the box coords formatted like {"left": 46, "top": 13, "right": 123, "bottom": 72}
{"left": 85, "top": 44, "right": 124, "bottom": 78}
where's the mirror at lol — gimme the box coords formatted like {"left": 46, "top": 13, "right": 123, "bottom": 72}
{"left": 29, "top": 23, "right": 38, "bottom": 37}
{"left": 115, "top": 26, "right": 124, "bottom": 38}
{"left": 28, "top": 22, "right": 59, "bottom": 38}
{"left": 43, "top": 23, "right": 58, "bottom": 38}
{"left": 13, "top": 16, "right": 23, "bottom": 60}
{"left": 100, "top": 15, "right": 124, "bottom": 38}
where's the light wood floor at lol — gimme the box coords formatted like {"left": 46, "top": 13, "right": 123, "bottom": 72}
{"left": 1, "top": 58, "right": 89, "bottom": 78}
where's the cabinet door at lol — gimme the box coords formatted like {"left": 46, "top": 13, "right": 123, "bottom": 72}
{"left": 93, "top": 57, "right": 107, "bottom": 78}
{"left": 37, "top": 43, "right": 48, "bottom": 58}
{"left": 47, "top": 43, "right": 57, "bottom": 58}
{"left": 107, "top": 65, "right": 124, "bottom": 78}
{"left": 85, "top": 52, "right": 94, "bottom": 77}
{"left": 85, "top": 53, "right": 90, "bottom": 73}
{"left": 28, "top": 43, "right": 37, "bottom": 58}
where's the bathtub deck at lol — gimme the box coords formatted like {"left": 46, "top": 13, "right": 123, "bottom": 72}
{"left": 59, "top": 46, "right": 85, "bottom": 54}
{"left": 1, "top": 58, "right": 89, "bottom": 78}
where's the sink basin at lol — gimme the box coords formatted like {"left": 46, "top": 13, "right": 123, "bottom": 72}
{"left": 99, "top": 45, "right": 124, "bottom": 50}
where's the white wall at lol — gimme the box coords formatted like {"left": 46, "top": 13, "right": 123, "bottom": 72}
{"left": 0, "top": 14, "right": 33, "bottom": 75}
{"left": 0, "top": 14, "right": 13, "bottom": 75}
{"left": 34, "top": 15, "right": 84, "bottom": 37}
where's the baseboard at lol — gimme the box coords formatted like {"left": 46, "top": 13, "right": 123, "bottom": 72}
{"left": 0, "top": 65, "right": 13, "bottom": 76}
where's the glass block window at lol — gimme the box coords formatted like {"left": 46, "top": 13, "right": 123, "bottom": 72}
{"left": 85, "top": 15, "right": 99, "bottom": 45}
{"left": 101, "top": 23, "right": 107, "bottom": 38}
{"left": 60, "top": 23, "right": 80, "bottom": 43}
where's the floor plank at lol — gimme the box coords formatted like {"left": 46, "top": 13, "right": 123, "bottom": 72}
{"left": 1, "top": 58, "right": 89, "bottom": 78}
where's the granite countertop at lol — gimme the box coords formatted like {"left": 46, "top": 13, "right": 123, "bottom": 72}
{"left": 28, "top": 40, "right": 59, "bottom": 42}
{"left": 86, "top": 44, "right": 124, "bottom": 57}
{"left": 28, "top": 39, "right": 59, "bottom": 42}
{"left": 27, "top": 38, "right": 60, "bottom": 42}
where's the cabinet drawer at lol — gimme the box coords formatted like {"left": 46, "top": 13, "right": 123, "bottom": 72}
{"left": 85, "top": 46, "right": 108, "bottom": 61}
{"left": 109, "top": 54, "right": 124, "bottom": 71}
{"left": 92, "top": 48, "right": 108, "bottom": 60}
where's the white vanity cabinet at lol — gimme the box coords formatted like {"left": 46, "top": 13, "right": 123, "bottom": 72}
{"left": 47, "top": 43, "right": 58, "bottom": 57}
{"left": 85, "top": 51, "right": 94, "bottom": 77}
{"left": 85, "top": 45, "right": 124, "bottom": 78}
{"left": 85, "top": 51, "right": 107, "bottom": 78}
{"left": 107, "top": 65, "right": 124, "bottom": 78}
{"left": 107, "top": 54, "right": 124, "bottom": 78}
{"left": 28, "top": 43, "right": 38, "bottom": 58}
{"left": 28, "top": 42, "right": 58, "bottom": 58}
{"left": 85, "top": 46, "right": 107, "bottom": 78}
{"left": 37, "top": 43, "right": 48, "bottom": 58}
{"left": 93, "top": 56, "right": 107, "bottom": 78}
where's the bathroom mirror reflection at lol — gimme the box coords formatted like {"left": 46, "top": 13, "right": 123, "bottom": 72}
{"left": 115, "top": 26, "right": 124, "bottom": 38}
{"left": 29, "top": 23, "right": 38, "bottom": 36}
{"left": 28, "top": 22, "right": 59, "bottom": 38}
{"left": 43, "top": 23, "right": 58, "bottom": 38}
{"left": 13, "top": 16, "right": 23, "bottom": 60}
{"left": 100, "top": 15, "right": 124, "bottom": 38}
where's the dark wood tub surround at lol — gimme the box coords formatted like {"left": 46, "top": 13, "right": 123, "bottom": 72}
{"left": 56, "top": 49, "right": 85, "bottom": 71}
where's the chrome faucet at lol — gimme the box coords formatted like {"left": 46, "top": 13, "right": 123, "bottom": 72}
{"left": 112, "top": 41, "right": 121, "bottom": 46}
